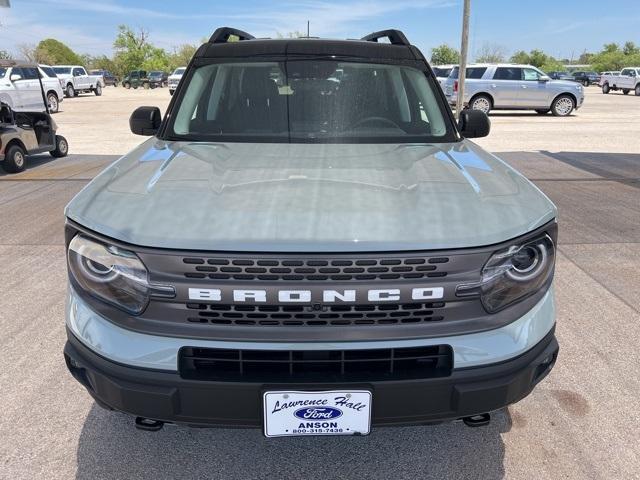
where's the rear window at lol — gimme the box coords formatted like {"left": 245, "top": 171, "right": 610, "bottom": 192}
{"left": 40, "top": 66, "right": 57, "bottom": 78}
{"left": 433, "top": 67, "right": 453, "bottom": 77}
{"left": 169, "top": 60, "right": 453, "bottom": 144}
{"left": 53, "top": 67, "right": 71, "bottom": 75}
{"left": 450, "top": 67, "right": 487, "bottom": 79}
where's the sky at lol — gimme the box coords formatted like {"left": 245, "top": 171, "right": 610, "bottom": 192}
{"left": 1, "top": 0, "right": 639, "bottom": 61}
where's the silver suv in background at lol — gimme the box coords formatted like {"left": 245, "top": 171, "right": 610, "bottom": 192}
{"left": 444, "top": 64, "right": 584, "bottom": 116}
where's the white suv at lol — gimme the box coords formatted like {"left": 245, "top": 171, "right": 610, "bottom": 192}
{"left": 0, "top": 61, "right": 64, "bottom": 113}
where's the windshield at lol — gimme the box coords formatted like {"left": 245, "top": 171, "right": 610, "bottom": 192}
{"left": 173, "top": 68, "right": 186, "bottom": 76}
{"left": 150, "top": 71, "right": 163, "bottom": 77}
{"left": 53, "top": 67, "right": 71, "bottom": 75}
{"left": 168, "top": 60, "right": 453, "bottom": 144}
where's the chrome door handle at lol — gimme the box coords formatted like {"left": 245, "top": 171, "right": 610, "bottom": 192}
{"left": 521, "top": 85, "right": 527, "bottom": 88}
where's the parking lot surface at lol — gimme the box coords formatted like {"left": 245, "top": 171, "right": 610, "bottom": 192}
{"left": 1, "top": 87, "right": 639, "bottom": 480}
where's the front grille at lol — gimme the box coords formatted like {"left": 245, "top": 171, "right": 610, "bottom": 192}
{"left": 181, "top": 255, "right": 450, "bottom": 282}
{"left": 179, "top": 345, "right": 453, "bottom": 382}
{"left": 185, "top": 301, "right": 446, "bottom": 326}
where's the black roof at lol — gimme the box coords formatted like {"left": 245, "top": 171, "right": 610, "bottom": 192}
{"left": 195, "top": 27, "right": 423, "bottom": 61}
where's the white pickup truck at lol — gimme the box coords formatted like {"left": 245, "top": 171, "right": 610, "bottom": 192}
{"left": 600, "top": 67, "right": 640, "bottom": 96}
{"left": 52, "top": 65, "right": 104, "bottom": 98}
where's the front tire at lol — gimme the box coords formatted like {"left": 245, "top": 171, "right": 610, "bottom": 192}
{"left": 469, "top": 94, "right": 492, "bottom": 114}
{"left": 551, "top": 94, "right": 575, "bottom": 116}
{"left": 94, "top": 84, "right": 102, "bottom": 96}
{"left": 50, "top": 135, "right": 69, "bottom": 158}
{"left": 3, "top": 144, "right": 27, "bottom": 173}
{"left": 582, "top": 80, "right": 589, "bottom": 87}
{"left": 623, "top": 89, "right": 630, "bottom": 95}
{"left": 47, "top": 93, "right": 59, "bottom": 113}
{"left": 602, "top": 83, "right": 610, "bottom": 94}
{"left": 66, "top": 84, "right": 75, "bottom": 98}
{"left": 124, "top": 82, "right": 131, "bottom": 89}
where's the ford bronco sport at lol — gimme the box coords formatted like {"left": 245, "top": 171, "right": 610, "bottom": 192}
{"left": 63, "top": 28, "right": 559, "bottom": 436}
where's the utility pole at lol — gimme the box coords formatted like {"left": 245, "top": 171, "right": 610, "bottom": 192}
{"left": 456, "top": 0, "right": 471, "bottom": 122}
{"left": 307, "top": 21, "right": 310, "bottom": 38}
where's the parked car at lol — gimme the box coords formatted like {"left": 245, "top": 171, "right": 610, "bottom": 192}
{"left": 600, "top": 67, "right": 640, "bottom": 95}
{"left": 547, "top": 71, "right": 573, "bottom": 81}
{"left": 90, "top": 70, "right": 118, "bottom": 87}
{"left": 432, "top": 64, "right": 455, "bottom": 88}
{"left": 53, "top": 65, "right": 104, "bottom": 97}
{"left": 0, "top": 60, "right": 64, "bottom": 114}
{"left": 0, "top": 61, "right": 68, "bottom": 173}
{"left": 122, "top": 70, "right": 149, "bottom": 89}
{"left": 571, "top": 71, "right": 600, "bottom": 86}
{"left": 64, "top": 28, "right": 559, "bottom": 435}
{"left": 443, "top": 64, "right": 584, "bottom": 116}
{"left": 148, "top": 71, "right": 168, "bottom": 88}
{"left": 38, "top": 65, "right": 65, "bottom": 113}
{"left": 167, "top": 67, "right": 186, "bottom": 95}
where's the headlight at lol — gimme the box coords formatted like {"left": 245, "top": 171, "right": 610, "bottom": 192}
{"left": 68, "top": 235, "right": 173, "bottom": 314}
{"left": 457, "top": 233, "right": 555, "bottom": 313}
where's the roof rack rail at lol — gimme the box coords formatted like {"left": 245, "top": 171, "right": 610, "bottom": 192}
{"left": 361, "top": 29, "right": 410, "bottom": 46}
{"left": 209, "top": 27, "right": 255, "bottom": 44}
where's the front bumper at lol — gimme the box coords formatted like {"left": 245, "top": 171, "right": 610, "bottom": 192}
{"left": 64, "top": 285, "right": 558, "bottom": 428}
{"left": 64, "top": 328, "right": 558, "bottom": 428}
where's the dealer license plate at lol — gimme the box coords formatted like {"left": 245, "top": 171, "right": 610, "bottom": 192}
{"left": 263, "top": 390, "right": 372, "bottom": 437}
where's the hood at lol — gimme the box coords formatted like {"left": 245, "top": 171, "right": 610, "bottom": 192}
{"left": 549, "top": 79, "right": 582, "bottom": 88}
{"left": 66, "top": 140, "right": 556, "bottom": 252}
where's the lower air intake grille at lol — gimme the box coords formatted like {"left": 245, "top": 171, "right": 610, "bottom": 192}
{"left": 179, "top": 345, "right": 453, "bottom": 382}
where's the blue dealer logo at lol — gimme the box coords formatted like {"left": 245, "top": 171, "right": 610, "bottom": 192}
{"left": 294, "top": 407, "right": 343, "bottom": 420}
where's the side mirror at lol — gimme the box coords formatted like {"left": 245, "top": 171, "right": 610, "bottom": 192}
{"left": 10, "top": 74, "right": 22, "bottom": 82}
{"left": 459, "top": 109, "right": 490, "bottom": 139}
{"left": 539, "top": 75, "right": 551, "bottom": 82}
{"left": 130, "top": 106, "right": 162, "bottom": 136}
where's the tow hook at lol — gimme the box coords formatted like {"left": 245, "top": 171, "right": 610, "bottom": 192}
{"left": 135, "top": 417, "right": 165, "bottom": 431}
{"left": 462, "top": 413, "right": 491, "bottom": 427}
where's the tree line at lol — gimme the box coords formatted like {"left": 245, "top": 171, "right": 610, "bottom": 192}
{"left": 0, "top": 25, "right": 198, "bottom": 76}
{"left": 430, "top": 41, "right": 640, "bottom": 72}
{"left": 2, "top": 28, "right": 638, "bottom": 75}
